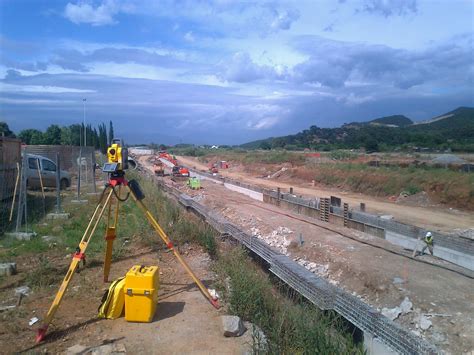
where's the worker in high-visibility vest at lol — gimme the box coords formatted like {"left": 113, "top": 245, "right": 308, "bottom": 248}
{"left": 420, "top": 232, "right": 434, "bottom": 256}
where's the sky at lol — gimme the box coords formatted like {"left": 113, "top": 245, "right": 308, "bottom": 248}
{"left": 0, "top": 0, "right": 473, "bottom": 145}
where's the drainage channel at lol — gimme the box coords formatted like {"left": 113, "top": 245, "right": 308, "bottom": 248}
{"left": 153, "top": 176, "right": 439, "bottom": 355}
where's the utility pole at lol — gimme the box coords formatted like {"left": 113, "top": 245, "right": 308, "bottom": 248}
{"left": 83, "top": 98, "right": 87, "bottom": 146}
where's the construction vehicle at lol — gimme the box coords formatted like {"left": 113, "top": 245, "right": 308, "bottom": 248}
{"left": 219, "top": 161, "right": 229, "bottom": 169}
{"left": 153, "top": 161, "right": 164, "bottom": 176}
{"left": 172, "top": 165, "right": 190, "bottom": 177}
{"left": 159, "top": 151, "right": 178, "bottom": 166}
{"left": 187, "top": 177, "right": 201, "bottom": 190}
{"left": 209, "top": 163, "right": 218, "bottom": 174}
{"left": 35, "top": 139, "right": 219, "bottom": 343}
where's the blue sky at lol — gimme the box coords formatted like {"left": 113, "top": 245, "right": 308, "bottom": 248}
{"left": 0, "top": 0, "right": 473, "bottom": 145}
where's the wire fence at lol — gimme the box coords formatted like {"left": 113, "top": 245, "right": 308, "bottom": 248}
{"left": 0, "top": 137, "right": 22, "bottom": 235}
{"left": 1, "top": 142, "right": 99, "bottom": 236}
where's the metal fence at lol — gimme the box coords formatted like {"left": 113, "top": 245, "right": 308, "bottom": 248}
{"left": 0, "top": 138, "right": 22, "bottom": 234}
{"left": 1, "top": 144, "right": 98, "bottom": 235}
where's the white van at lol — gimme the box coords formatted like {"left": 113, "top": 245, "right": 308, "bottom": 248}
{"left": 25, "top": 154, "right": 71, "bottom": 190}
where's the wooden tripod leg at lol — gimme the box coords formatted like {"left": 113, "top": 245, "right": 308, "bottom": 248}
{"left": 36, "top": 188, "right": 114, "bottom": 343}
{"left": 129, "top": 187, "right": 219, "bottom": 309}
{"left": 104, "top": 186, "right": 121, "bottom": 282}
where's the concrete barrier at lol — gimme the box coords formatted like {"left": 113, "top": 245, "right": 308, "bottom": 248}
{"left": 223, "top": 183, "right": 263, "bottom": 201}
{"left": 184, "top": 166, "right": 473, "bottom": 271}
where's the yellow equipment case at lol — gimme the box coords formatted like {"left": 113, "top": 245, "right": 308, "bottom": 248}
{"left": 125, "top": 265, "right": 159, "bottom": 322}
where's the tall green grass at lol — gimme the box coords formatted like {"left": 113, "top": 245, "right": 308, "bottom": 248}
{"left": 214, "top": 248, "right": 363, "bottom": 354}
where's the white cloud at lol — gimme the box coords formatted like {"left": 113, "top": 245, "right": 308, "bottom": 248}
{"left": 64, "top": 0, "right": 132, "bottom": 26}
{"left": 248, "top": 116, "right": 279, "bottom": 130}
{"left": 0, "top": 83, "right": 96, "bottom": 93}
{"left": 184, "top": 31, "right": 195, "bottom": 42}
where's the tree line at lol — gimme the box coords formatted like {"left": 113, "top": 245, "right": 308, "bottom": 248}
{"left": 245, "top": 107, "right": 474, "bottom": 153}
{"left": 0, "top": 121, "right": 115, "bottom": 154}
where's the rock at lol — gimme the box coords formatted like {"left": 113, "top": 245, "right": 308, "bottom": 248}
{"left": 222, "top": 315, "right": 246, "bottom": 337}
{"left": 419, "top": 315, "right": 432, "bottom": 331}
{"left": 400, "top": 297, "right": 413, "bottom": 314}
{"left": 393, "top": 277, "right": 405, "bottom": 285}
{"left": 5, "top": 232, "right": 37, "bottom": 241}
{"left": 90, "top": 344, "right": 113, "bottom": 355}
{"left": 0, "top": 263, "right": 17, "bottom": 276}
{"left": 243, "top": 321, "right": 268, "bottom": 352}
{"left": 42, "top": 235, "right": 57, "bottom": 243}
{"left": 382, "top": 306, "right": 401, "bottom": 321}
{"left": 65, "top": 344, "right": 88, "bottom": 354}
{"left": 431, "top": 331, "right": 446, "bottom": 343}
{"left": 46, "top": 213, "right": 70, "bottom": 220}
{"left": 15, "top": 286, "right": 31, "bottom": 297}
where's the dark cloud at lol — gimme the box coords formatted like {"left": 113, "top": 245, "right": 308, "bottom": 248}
{"left": 51, "top": 47, "right": 189, "bottom": 71}
{"left": 270, "top": 9, "right": 300, "bottom": 31}
{"left": 218, "top": 52, "right": 281, "bottom": 83}
{"left": 1, "top": 72, "right": 287, "bottom": 144}
{"left": 291, "top": 34, "right": 473, "bottom": 89}
{"left": 2, "top": 68, "right": 473, "bottom": 145}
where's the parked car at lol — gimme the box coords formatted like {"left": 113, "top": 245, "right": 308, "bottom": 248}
{"left": 25, "top": 154, "right": 71, "bottom": 190}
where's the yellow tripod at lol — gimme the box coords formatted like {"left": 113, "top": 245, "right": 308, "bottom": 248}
{"left": 36, "top": 175, "right": 219, "bottom": 343}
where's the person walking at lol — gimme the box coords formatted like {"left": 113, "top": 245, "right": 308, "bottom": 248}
{"left": 420, "top": 232, "right": 434, "bottom": 256}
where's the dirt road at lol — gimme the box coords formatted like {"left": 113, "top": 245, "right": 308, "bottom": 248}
{"left": 177, "top": 155, "right": 474, "bottom": 233}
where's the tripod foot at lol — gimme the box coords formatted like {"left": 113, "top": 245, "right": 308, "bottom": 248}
{"left": 210, "top": 298, "right": 220, "bottom": 309}
{"left": 35, "top": 325, "right": 48, "bottom": 343}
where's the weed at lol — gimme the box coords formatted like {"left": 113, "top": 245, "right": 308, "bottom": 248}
{"left": 405, "top": 185, "right": 422, "bottom": 195}
{"left": 214, "top": 248, "right": 362, "bottom": 354}
{"left": 25, "top": 257, "right": 64, "bottom": 289}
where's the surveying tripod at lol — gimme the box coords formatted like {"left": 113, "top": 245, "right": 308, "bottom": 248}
{"left": 35, "top": 172, "right": 219, "bottom": 343}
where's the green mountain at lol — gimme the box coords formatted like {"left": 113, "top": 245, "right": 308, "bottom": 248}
{"left": 344, "top": 115, "right": 413, "bottom": 128}
{"left": 241, "top": 107, "right": 474, "bottom": 152}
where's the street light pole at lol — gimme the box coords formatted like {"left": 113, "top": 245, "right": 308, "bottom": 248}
{"left": 83, "top": 98, "right": 87, "bottom": 146}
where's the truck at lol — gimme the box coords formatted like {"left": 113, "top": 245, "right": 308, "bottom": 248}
{"left": 172, "top": 166, "right": 190, "bottom": 178}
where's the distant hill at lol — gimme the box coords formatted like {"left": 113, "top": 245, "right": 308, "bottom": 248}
{"left": 412, "top": 107, "right": 473, "bottom": 128}
{"left": 370, "top": 115, "right": 413, "bottom": 127}
{"left": 241, "top": 107, "right": 474, "bottom": 152}
{"left": 344, "top": 115, "right": 413, "bottom": 128}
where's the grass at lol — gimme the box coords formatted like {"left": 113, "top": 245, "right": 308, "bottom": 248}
{"left": 305, "top": 162, "right": 474, "bottom": 208}
{"left": 193, "top": 150, "right": 306, "bottom": 167}
{"left": 214, "top": 248, "right": 363, "bottom": 354}
{"left": 24, "top": 257, "right": 65, "bottom": 289}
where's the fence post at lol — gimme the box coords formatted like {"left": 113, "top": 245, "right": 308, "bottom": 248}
{"left": 91, "top": 151, "right": 97, "bottom": 193}
{"left": 56, "top": 153, "right": 61, "bottom": 213}
{"left": 16, "top": 152, "right": 28, "bottom": 232}
{"left": 77, "top": 147, "right": 82, "bottom": 199}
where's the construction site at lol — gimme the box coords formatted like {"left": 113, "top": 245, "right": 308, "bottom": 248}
{"left": 2, "top": 135, "right": 472, "bottom": 354}
{"left": 2, "top": 0, "right": 474, "bottom": 353}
